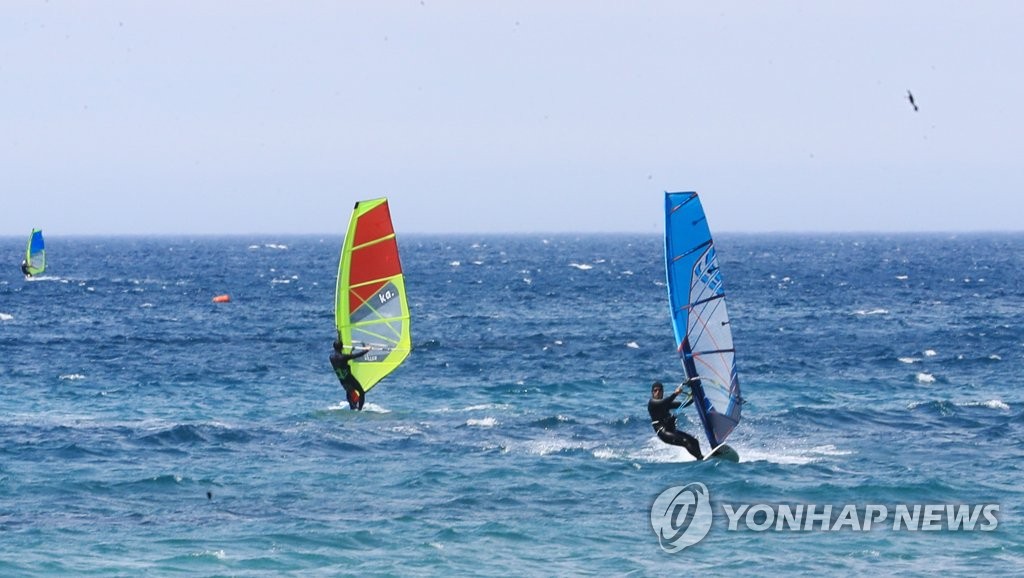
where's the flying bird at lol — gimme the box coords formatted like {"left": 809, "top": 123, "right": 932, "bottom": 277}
{"left": 907, "top": 90, "right": 918, "bottom": 112}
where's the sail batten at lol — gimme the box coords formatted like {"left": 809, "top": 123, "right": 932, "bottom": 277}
{"left": 664, "top": 192, "right": 742, "bottom": 449}
{"left": 335, "top": 198, "right": 411, "bottom": 393}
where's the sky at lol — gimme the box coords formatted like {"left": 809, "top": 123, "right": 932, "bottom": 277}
{"left": 2, "top": 1, "right": 1022, "bottom": 235}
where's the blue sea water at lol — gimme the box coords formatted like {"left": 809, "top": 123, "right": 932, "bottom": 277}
{"left": 1, "top": 233, "right": 1022, "bottom": 576}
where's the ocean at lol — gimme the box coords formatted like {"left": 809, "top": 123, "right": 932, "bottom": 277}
{"left": 1, "top": 233, "right": 1021, "bottom": 576}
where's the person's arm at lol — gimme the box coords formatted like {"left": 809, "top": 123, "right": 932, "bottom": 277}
{"left": 353, "top": 348, "right": 370, "bottom": 359}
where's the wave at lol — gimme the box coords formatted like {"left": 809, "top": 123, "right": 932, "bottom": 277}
{"left": 852, "top": 309, "right": 889, "bottom": 316}
{"left": 621, "top": 435, "right": 851, "bottom": 466}
{"left": 135, "top": 423, "right": 254, "bottom": 446}
{"left": 907, "top": 399, "right": 1011, "bottom": 414}
{"left": 964, "top": 399, "right": 1011, "bottom": 411}
{"left": 325, "top": 401, "right": 391, "bottom": 413}
{"left": 528, "top": 415, "right": 577, "bottom": 428}
{"left": 740, "top": 444, "right": 851, "bottom": 465}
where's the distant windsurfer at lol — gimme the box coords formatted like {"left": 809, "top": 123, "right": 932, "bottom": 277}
{"left": 20, "top": 260, "right": 31, "bottom": 277}
{"left": 331, "top": 340, "right": 369, "bottom": 410}
{"left": 648, "top": 380, "right": 703, "bottom": 460}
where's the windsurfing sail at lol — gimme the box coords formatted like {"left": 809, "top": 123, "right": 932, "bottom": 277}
{"left": 24, "top": 228, "right": 45, "bottom": 276}
{"left": 664, "top": 192, "right": 742, "bottom": 449}
{"left": 334, "top": 198, "right": 412, "bottom": 392}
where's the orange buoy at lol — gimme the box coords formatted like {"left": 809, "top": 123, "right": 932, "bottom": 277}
{"left": 212, "top": 294, "right": 231, "bottom": 303}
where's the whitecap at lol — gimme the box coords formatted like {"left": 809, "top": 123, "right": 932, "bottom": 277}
{"left": 390, "top": 425, "right": 424, "bottom": 435}
{"left": 897, "top": 357, "right": 919, "bottom": 364}
{"left": 740, "top": 444, "right": 847, "bottom": 465}
{"left": 626, "top": 341, "right": 640, "bottom": 349}
{"left": 449, "top": 261, "right": 461, "bottom": 267}
{"left": 961, "top": 399, "right": 1010, "bottom": 411}
{"left": 924, "top": 349, "right": 937, "bottom": 357}
{"left": 460, "top": 403, "right": 511, "bottom": 412}
{"left": 327, "top": 401, "right": 391, "bottom": 413}
{"left": 466, "top": 417, "right": 498, "bottom": 428}
{"left": 360, "top": 402, "right": 390, "bottom": 413}
{"left": 60, "top": 374, "right": 86, "bottom": 381}
{"left": 896, "top": 275, "right": 909, "bottom": 280}
{"left": 989, "top": 354, "right": 1002, "bottom": 361}
{"left": 628, "top": 437, "right": 699, "bottom": 463}
{"left": 0, "top": 313, "right": 13, "bottom": 321}
{"left": 854, "top": 308, "right": 889, "bottom": 316}
{"left": 569, "top": 263, "right": 593, "bottom": 271}
{"left": 520, "top": 437, "right": 595, "bottom": 456}
{"left": 191, "top": 550, "right": 227, "bottom": 560}
{"left": 916, "top": 373, "right": 936, "bottom": 384}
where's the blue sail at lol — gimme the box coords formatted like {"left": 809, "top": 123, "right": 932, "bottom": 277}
{"left": 25, "top": 228, "right": 46, "bottom": 276}
{"left": 664, "top": 192, "right": 742, "bottom": 449}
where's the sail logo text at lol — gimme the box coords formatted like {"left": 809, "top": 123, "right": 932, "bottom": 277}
{"left": 652, "top": 484, "right": 999, "bottom": 552}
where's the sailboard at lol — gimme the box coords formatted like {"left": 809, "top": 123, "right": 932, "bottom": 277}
{"left": 23, "top": 228, "right": 45, "bottom": 276}
{"left": 334, "top": 198, "right": 412, "bottom": 395}
{"left": 664, "top": 192, "right": 742, "bottom": 462}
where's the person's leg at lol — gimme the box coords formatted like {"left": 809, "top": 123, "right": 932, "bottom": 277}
{"left": 658, "top": 430, "right": 703, "bottom": 460}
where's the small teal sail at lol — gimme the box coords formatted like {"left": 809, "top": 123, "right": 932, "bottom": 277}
{"left": 664, "top": 192, "right": 742, "bottom": 449}
{"left": 24, "top": 228, "right": 45, "bottom": 276}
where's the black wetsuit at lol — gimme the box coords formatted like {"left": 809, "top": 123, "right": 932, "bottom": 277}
{"left": 21, "top": 262, "right": 31, "bottom": 277}
{"left": 648, "top": 391, "right": 703, "bottom": 460}
{"left": 330, "top": 349, "right": 369, "bottom": 410}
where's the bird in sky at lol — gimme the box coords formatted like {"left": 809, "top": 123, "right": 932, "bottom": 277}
{"left": 907, "top": 90, "right": 919, "bottom": 112}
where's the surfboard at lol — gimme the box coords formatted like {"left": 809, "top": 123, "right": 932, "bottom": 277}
{"left": 705, "top": 443, "right": 740, "bottom": 463}
{"left": 664, "top": 192, "right": 744, "bottom": 462}
{"left": 334, "top": 198, "right": 412, "bottom": 394}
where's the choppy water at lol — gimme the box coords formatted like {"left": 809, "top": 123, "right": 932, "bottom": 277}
{"left": 1, "top": 234, "right": 1022, "bottom": 575}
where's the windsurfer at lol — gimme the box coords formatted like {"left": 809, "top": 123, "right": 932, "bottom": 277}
{"left": 331, "top": 340, "right": 370, "bottom": 410}
{"left": 20, "top": 260, "right": 32, "bottom": 277}
{"left": 648, "top": 380, "right": 703, "bottom": 460}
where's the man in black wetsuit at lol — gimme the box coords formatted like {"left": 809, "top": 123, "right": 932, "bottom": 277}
{"left": 330, "top": 340, "right": 370, "bottom": 410}
{"left": 648, "top": 380, "right": 703, "bottom": 460}
{"left": 21, "top": 260, "right": 31, "bottom": 277}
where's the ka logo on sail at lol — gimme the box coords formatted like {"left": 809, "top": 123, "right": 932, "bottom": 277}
{"left": 650, "top": 482, "right": 713, "bottom": 552}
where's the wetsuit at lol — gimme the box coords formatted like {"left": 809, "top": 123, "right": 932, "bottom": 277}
{"left": 648, "top": 390, "right": 703, "bottom": 460}
{"left": 21, "top": 261, "right": 31, "bottom": 277}
{"left": 330, "top": 348, "right": 369, "bottom": 410}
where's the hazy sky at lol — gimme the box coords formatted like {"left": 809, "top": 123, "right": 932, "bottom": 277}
{"left": 2, "top": 2, "right": 1022, "bottom": 235}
